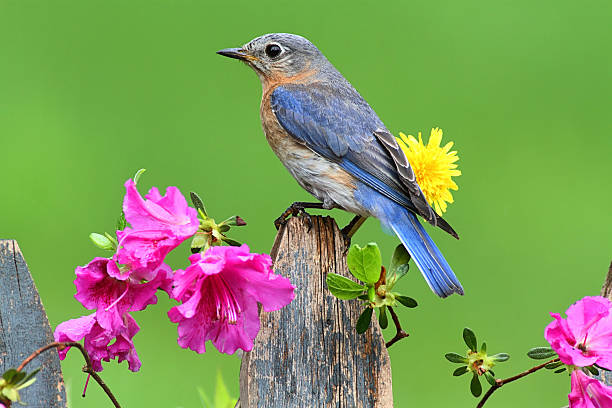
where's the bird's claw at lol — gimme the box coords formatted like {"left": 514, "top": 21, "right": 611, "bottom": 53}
{"left": 274, "top": 203, "right": 313, "bottom": 231}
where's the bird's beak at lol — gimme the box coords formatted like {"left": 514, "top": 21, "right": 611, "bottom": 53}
{"left": 216, "top": 48, "right": 250, "bottom": 61}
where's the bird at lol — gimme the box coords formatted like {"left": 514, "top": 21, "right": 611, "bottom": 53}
{"left": 217, "top": 33, "right": 463, "bottom": 298}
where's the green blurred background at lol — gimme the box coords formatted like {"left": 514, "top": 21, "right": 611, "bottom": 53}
{"left": 1, "top": 0, "right": 611, "bottom": 406}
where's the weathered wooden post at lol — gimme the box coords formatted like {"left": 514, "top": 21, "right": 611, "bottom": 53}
{"left": 0, "top": 240, "right": 67, "bottom": 407}
{"left": 239, "top": 216, "right": 393, "bottom": 407}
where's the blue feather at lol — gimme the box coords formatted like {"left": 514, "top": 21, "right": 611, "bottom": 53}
{"left": 354, "top": 183, "right": 463, "bottom": 298}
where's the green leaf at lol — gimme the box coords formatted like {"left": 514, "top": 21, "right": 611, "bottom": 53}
{"left": 11, "top": 371, "right": 25, "bottom": 385}
{"left": 346, "top": 243, "right": 382, "bottom": 284}
{"left": 191, "top": 233, "right": 208, "bottom": 252}
{"left": 453, "top": 366, "right": 469, "bottom": 376}
{"left": 190, "top": 191, "right": 207, "bottom": 216}
{"left": 445, "top": 353, "right": 468, "bottom": 364}
{"left": 388, "top": 245, "right": 411, "bottom": 287}
{"left": 197, "top": 386, "right": 213, "bottom": 408}
{"left": 2, "top": 369, "right": 18, "bottom": 382}
{"left": 356, "top": 308, "right": 373, "bottom": 334}
{"left": 379, "top": 306, "right": 388, "bottom": 329}
{"left": 221, "top": 237, "right": 242, "bottom": 247}
{"left": 545, "top": 361, "right": 564, "bottom": 370}
{"left": 527, "top": 347, "right": 557, "bottom": 360}
{"left": 480, "top": 342, "right": 487, "bottom": 353}
{"left": 133, "top": 168, "right": 146, "bottom": 185}
{"left": 396, "top": 295, "right": 418, "bottom": 308}
{"left": 490, "top": 353, "right": 510, "bottom": 362}
{"left": 89, "top": 233, "right": 114, "bottom": 250}
{"left": 2, "top": 385, "right": 19, "bottom": 402}
{"left": 470, "top": 373, "right": 482, "bottom": 397}
{"left": 116, "top": 211, "right": 127, "bottom": 231}
{"left": 16, "top": 377, "right": 36, "bottom": 390}
{"left": 554, "top": 367, "right": 567, "bottom": 374}
{"left": 392, "top": 264, "right": 410, "bottom": 283}
{"left": 367, "top": 286, "right": 376, "bottom": 302}
{"left": 214, "top": 371, "right": 237, "bottom": 408}
{"left": 484, "top": 371, "right": 496, "bottom": 386}
{"left": 463, "top": 328, "right": 478, "bottom": 352}
{"left": 18, "top": 368, "right": 40, "bottom": 386}
{"left": 326, "top": 273, "right": 365, "bottom": 300}
{"left": 586, "top": 365, "right": 599, "bottom": 376}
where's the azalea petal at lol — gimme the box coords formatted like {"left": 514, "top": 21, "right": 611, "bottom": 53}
{"left": 53, "top": 314, "right": 97, "bottom": 359}
{"left": 569, "top": 370, "right": 597, "bottom": 408}
{"left": 211, "top": 296, "right": 260, "bottom": 355}
{"left": 566, "top": 297, "right": 611, "bottom": 344}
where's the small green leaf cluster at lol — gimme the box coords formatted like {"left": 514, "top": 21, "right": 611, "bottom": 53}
{"left": 189, "top": 192, "right": 247, "bottom": 253}
{"left": 0, "top": 368, "right": 40, "bottom": 406}
{"left": 445, "top": 328, "right": 510, "bottom": 397}
{"left": 326, "top": 243, "right": 417, "bottom": 334}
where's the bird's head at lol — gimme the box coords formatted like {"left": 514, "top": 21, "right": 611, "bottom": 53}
{"left": 217, "top": 33, "right": 326, "bottom": 84}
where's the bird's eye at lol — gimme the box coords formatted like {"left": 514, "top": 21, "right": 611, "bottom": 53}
{"left": 265, "top": 44, "right": 282, "bottom": 58}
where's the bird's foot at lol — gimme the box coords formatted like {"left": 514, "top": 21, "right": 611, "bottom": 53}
{"left": 273, "top": 202, "right": 325, "bottom": 231}
{"left": 340, "top": 215, "right": 367, "bottom": 253}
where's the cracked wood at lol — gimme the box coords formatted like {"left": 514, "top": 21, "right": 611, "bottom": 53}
{"left": 239, "top": 216, "right": 393, "bottom": 407}
{"left": 0, "top": 240, "right": 67, "bottom": 407}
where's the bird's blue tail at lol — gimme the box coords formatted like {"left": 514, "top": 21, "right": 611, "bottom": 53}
{"left": 389, "top": 210, "right": 463, "bottom": 297}
{"left": 355, "top": 185, "right": 464, "bottom": 297}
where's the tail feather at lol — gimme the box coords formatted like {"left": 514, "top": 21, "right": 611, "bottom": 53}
{"left": 355, "top": 184, "right": 463, "bottom": 297}
{"left": 389, "top": 210, "right": 463, "bottom": 297}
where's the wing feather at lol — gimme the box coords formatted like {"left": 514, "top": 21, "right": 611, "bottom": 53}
{"left": 270, "top": 83, "right": 458, "bottom": 238}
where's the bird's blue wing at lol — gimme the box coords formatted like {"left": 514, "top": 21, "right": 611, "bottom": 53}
{"left": 270, "top": 83, "right": 457, "bottom": 237}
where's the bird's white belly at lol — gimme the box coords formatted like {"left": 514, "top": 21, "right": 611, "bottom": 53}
{"left": 280, "top": 144, "right": 369, "bottom": 216}
{"left": 261, "top": 96, "right": 369, "bottom": 216}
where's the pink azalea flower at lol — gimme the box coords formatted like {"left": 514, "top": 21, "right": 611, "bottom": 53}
{"left": 569, "top": 369, "right": 612, "bottom": 408}
{"left": 74, "top": 257, "right": 171, "bottom": 333}
{"left": 168, "top": 244, "right": 295, "bottom": 355}
{"left": 115, "top": 180, "right": 199, "bottom": 275}
{"left": 54, "top": 313, "right": 141, "bottom": 372}
{"left": 545, "top": 296, "right": 612, "bottom": 368}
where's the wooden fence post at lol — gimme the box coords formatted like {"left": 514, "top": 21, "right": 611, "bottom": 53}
{"left": 0, "top": 240, "right": 67, "bottom": 407}
{"left": 239, "top": 216, "right": 393, "bottom": 407}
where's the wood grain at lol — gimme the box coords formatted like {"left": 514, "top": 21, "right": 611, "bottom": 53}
{"left": 0, "top": 240, "right": 66, "bottom": 407}
{"left": 239, "top": 216, "right": 393, "bottom": 407}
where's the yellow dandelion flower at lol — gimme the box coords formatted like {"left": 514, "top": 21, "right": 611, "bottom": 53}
{"left": 397, "top": 127, "right": 461, "bottom": 216}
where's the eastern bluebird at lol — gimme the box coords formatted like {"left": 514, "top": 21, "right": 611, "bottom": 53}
{"left": 218, "top": 33, "right": 463, "bottom": 297}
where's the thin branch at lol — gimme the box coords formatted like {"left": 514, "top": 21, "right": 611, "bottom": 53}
{"left": 385, "top": 306, "right": 409, "bottom": 348}
{"left": 476, "top": 358, "right": 560, "bottom": 408}
{"left": 17, "top": 341, "right": 121, "bottom": 408}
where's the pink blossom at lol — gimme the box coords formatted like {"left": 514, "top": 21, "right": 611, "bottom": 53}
{"left": 115, "top": 180, "right": 199, "bottom": 275}
{"left": 545, "top": 296, "right": 612, "bottom": 368}
{"left": 54, "top": 313, "right": 141, "bottom": 372}
{"left": 568, "top": 369, "right": 612, "bottom": 408}
{"left": 74, "top": 257, "right": 171, "bottom": 333}
{"left": 168, "top": 244, "right": 295, "bottom": 354}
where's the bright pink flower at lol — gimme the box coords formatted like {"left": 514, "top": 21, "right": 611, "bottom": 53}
{"left": 168, "top": 244, "right": 295, "bottom": 354}
{"left": 54, "top": 313, "right": 141, "bottom": 372}
{"left": 74, "top": 257, "right": 171, "bottom": 333}
{"left": 568, "top": 369, "right": 612, "bottom": 408}
{"left": 545, "top": 296, "right": 612, "bottom": 368}
{"left": 115, "top": 180, "right": 198, "bottom": 274}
